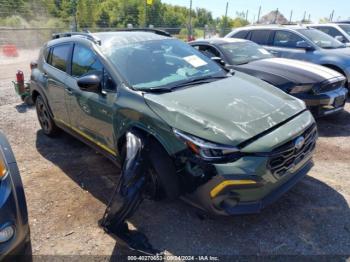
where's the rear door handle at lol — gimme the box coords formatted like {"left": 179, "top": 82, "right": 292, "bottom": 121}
{"left": 269, "top": 50, "right": 278, "bottom": 54}
{"left": 65, "top": 87, "right": 73, "bottom": 95}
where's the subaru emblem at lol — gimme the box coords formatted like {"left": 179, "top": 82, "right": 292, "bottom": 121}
{"left": 294, "top": 136, "right": 305, "bottom": 150}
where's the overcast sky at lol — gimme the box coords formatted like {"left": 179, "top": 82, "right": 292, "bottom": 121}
{"left": 162, "top": 0, "right": 350, "bottom": 23}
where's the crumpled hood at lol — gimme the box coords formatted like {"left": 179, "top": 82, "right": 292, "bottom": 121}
{"left": 144, "top": 72, "right": 306, "bottom": 146}
{"left": 236, "top": 58, "right": 342, "bottom": 85}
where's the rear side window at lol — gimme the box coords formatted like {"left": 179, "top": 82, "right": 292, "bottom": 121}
{"left": 232, "top": 30, "right": 249, "bottom": 39}
{"left": 273, "top": 31, "right": 305, "bottom": 48}
{"left": 250, "top": 30, "right": 271, "bottom": 45}
{"left": 71, "top": 44, "right": 103, "bottom": 77}
{"left": 49, "top": 44, "right": 70, "bottom": 72}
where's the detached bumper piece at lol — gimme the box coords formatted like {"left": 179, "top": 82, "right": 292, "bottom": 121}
{"left": 99, "top": 130, "right": 159, "bottom": 255}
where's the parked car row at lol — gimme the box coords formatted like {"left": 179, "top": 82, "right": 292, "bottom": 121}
{"left": 2, "top": 25, "right": 350, "bottom": 258}
{"left": 190, "top": 38, "right": 348, "bottom": 117}
{"left": 226, "top": 25, "right": 350, "bottom": 91}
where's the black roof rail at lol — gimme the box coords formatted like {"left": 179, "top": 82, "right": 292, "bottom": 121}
{"left": 112, "top": 28, "right": 172, "bottom": 37}
{"left": 52, "top": 32, "right": 101, "bottom": 45}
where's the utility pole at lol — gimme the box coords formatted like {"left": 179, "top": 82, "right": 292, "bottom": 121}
{"left": 222, "top": 1, "right": 228, "bottom": 36}
{"left": 189, "top": 0, "right": 193, "bottom": 40}
{"left": 289, "top": 10, "right": 293, "bottom": 24}
{"left": 144, "top": 0, "right": 147, "bottom": 27}
{"left": 257, "top": 5, "right": 261, "bottom": 24}
{"left": 303, "top": 11, "right": 306, "bottom": 22}
{"left": 71, "top": 0, "right": 78, "bottom": 31}
{"left": 274, "top": 8, "right": 279, "bottom": 24}
{"left": 330, "top": 10, "right": 335, "bottom": 21}
{"left": 245, "top": 10, "right": 249, "bottom": 22}
{"left": 308, "top": 14, "right": 311, "bottom": 23}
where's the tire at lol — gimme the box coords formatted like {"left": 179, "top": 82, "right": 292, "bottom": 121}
{"left": 35, "top": 95, "right": 60, "bottom": 136}
{"left": 19, "top": 240, "right": 32, "bottom": 262}
{"left": 147, "top": 139, "right": 180, "bottom": 200}
{"left": 120, "top": 137, "right": 180, "bottom": 201}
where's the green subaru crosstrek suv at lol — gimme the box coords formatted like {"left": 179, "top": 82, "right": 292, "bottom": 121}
{"left": 30, "top": 30, "right": 317, "bottom": 216}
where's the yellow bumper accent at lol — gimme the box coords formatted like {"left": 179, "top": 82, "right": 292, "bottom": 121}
{"left": 56, "top": 119, "right": 117, "bottom": 156}
{"left": 210, "top": 180, "right": 257, "bottom": 198}
{"left": 0, "top": 153, "right": 7, "bottom": 179}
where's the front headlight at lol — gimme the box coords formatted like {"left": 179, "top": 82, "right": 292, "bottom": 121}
{"left": 0, "top": 152, "right": 8, "bottom": 180}
{"left": 289, "top": 84, "right": 313, "bottom": 94}
{"left": 173, "top": 128, "right": 242, "bottom": 162}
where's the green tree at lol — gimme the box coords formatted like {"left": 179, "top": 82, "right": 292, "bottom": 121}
{"left": 96, "top": 8, "right": 110, "bottom": 28}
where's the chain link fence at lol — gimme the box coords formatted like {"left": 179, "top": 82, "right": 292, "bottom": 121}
{"left": 0, "top": 25, "right": 223, "bottom": 52}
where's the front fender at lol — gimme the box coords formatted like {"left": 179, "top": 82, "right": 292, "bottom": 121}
{"left": 113, "top": 88, "right": 186, "bottom": 158}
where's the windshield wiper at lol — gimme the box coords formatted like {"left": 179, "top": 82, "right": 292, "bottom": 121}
{"left": 169, "top": 75, "right": 229, "bottom": 90}
{"left": 136, "top": 86, "right": 172, "bottom": 93}
{"left": 322, "top": 45, "right": 345, "bottom": 49}
{"left": 135, "top": 75, "right": 230, "bottom": 93}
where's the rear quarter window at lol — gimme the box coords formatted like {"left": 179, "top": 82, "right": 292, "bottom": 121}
{"left": 232, "top": 30, "right": 249, "bottom": 39}
{"left": 49, "top": 44, "right": 70, "bottom": 72}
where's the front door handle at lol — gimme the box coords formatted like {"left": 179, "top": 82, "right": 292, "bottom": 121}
{"left": 65, "top": 88, "right": 73, "bottom": 95}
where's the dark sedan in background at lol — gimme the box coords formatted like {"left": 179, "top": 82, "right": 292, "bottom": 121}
{"left": 190, "top": 38, "right": 348, "bottom": 117}
{"left": 0, "top": 132, "right": 31, "bottom": 261}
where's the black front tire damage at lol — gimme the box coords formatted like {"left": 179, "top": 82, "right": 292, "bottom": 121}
{"left": 120, "top": 136, "right": 180, "bottom": 201}
{"left": 35, "top": 95, "right": 60, "bottom": 137}
{"left": 147, "top": 139, "right": 180, "bottom": 201}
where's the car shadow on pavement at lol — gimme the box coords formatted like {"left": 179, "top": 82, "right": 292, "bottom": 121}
{"left": 316, "top": 108, "right": 350, "bottom": 137}
{"left": 35, "top": 130, "right": 350, "bottom": 257}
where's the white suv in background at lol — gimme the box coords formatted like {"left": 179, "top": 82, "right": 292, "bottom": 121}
{"left": 308, "top": 23, "right": 350, "bottom": 47}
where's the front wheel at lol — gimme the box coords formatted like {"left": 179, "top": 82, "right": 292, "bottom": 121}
{"left": 35, "top": 95, "right": 60, "bottom": 136}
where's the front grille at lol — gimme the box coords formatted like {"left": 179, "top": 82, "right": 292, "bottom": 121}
{"left": 267, "top": 124, "right": 317, "bottom": 177}
{"left": 316, "top": 78, "right": 346, "bottom": 93}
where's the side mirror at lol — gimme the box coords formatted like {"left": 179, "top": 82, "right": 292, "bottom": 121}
{"left": 77, "top": 74, "right": 101, "bottom": 93}
{"left": 211, "top": 56, "right": 226, "bottom": 66}
{"left": 296, "top": 41, "right": 314, "bottom": 51}
{"left": 335, "top": 35, "right": 345, "bottom": 43}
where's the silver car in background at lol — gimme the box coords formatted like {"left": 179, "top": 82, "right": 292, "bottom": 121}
{"left": 225, "top": 25, "right": 350, "bottom": 89}
{"left": 308, "top": 23, "right": 350, "bottom": 47}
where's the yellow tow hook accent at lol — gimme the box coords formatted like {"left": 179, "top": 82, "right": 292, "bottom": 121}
{"left": 210, "top": 180, "right": 257, "bottom": 198}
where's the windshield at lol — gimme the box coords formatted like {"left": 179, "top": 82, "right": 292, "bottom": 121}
{"left": 339, "top": 24, "right": 350, "bottom": 36}
{"left": 220, "top": 41, "right": 273, "bottom": 65}
{"left": 296, "top": 28, "right": 345, "bottom": 49}
{"left": 102, "top": 39, "right": 225, "bottom": 90}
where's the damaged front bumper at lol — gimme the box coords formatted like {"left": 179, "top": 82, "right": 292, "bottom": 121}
{"left": 179, "top": 112, "right": 317, "bottom": 216}
{"left": 183, "top": 157, "right": 313, "bottom": 216}
{"left": 295, "top": 87, "right": 348, "bottom": 117}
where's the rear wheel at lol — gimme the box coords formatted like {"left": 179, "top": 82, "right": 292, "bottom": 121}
{"left": 35, "top": 95, "right": 60, "bottom": 136}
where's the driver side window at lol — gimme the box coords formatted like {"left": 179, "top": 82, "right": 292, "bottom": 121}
{"left": 72, "top": 44, "right": 103, "bottom": 77}
{"left": 72, "top": 44, "right": 116, "bottom": 91}
{"left": 273, "top": 31, "right": 305, "bottom": 48}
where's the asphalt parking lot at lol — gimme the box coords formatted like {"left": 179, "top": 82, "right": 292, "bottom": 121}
{"left": 0, "top": 49, "right": 349, "bottom": 258}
